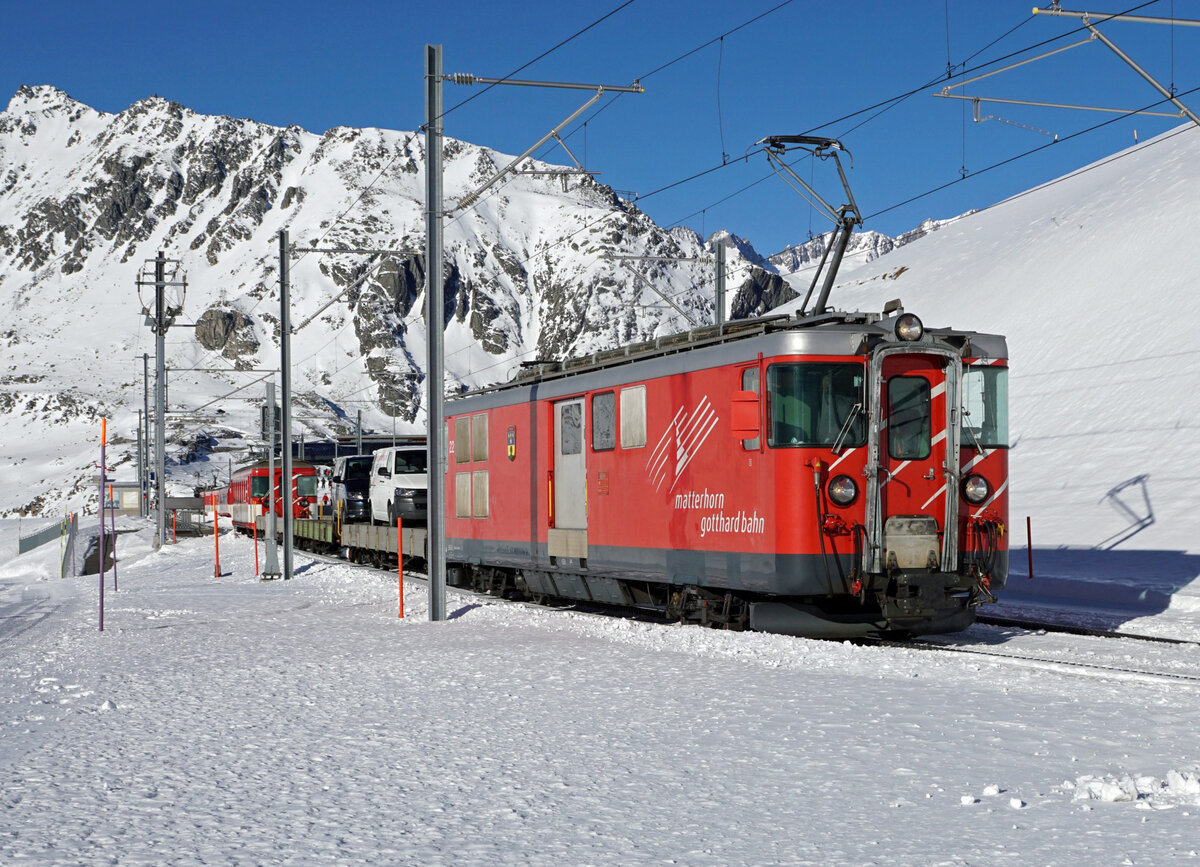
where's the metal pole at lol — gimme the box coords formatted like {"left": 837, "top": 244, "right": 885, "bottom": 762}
{"left": 356, "top": 410, "right": 362, "bottom": 455}
{"left": 1031, "top": 6, "right": 1200, "bottom": 27}
{"left": 154, "top": 252, "right": 166, "bottom": 549}
{"left": 715, "top": 242, "right": 726, "bottom": 327}
{"left": 136, "top": 410, "right": 144, "bottom": 519}
{"left": 426, "top": 44, "right": 447, "bottom": 622}
{"left": 109, "top": 482, "right": 118, "bottom": 591}
{"left": 1084, "top": 24, "right": 1200, "bottom": 127}
{"left": 813, "top": 223, "right": 854, "bottom": 314}
{"left": 279, "top": 231, "right": 294, "bottom": 581}
{"left": 264, "top": 380, "right": 280, "bottom": 578}
{"left": 142, "top": 352, "right": 149, "bottom": 517}
{"left": 99, "top": 419, "right": 106, "bottom": 631}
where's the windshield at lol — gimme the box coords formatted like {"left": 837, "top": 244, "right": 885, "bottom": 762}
{"left": 767, "top": 362, "right": 866, "bottom": 448}
{"left": 295, "top": 475, "right": 318, "bottom": 497}
{"left": 343, "top": 457, "right": 372, "bottom": 480}
{"left": 394, "top": 450, "right": 428, "bottom": 474}
{"left": 250, "top": 477, "right": 269, "bottom": 498}
{"left": 961, "top": 365, "right": 1009, "bottom": 448}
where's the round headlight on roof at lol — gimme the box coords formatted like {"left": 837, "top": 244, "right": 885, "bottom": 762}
{"left": 895, "top": 312, "right": 924, "bottom": 341}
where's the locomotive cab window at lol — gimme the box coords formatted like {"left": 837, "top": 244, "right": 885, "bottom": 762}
{"left": 887, "top": 376, "right": 931, "bottom": 460}
{"left": 962, "top": 365, "right": 1009, "bottom": 448}
{"left": 250, "top": 477, "right": 269, "bottom": 498}
{"left": 296, "top": 475, "right": 318, "bottom": 497}
{"left": 767, "top": 363, "right": 865, "bottom": 448}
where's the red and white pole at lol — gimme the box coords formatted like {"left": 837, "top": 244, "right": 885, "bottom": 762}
{"left": 213, "top": 497, "right": 221, "bottom": 578}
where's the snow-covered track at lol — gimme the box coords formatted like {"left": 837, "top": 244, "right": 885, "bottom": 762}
{"left": 977, "top": 613, "right": 1198, "bottom": 646}
{"left": 891, "top": 633, "right": 1200, "bottom": 688}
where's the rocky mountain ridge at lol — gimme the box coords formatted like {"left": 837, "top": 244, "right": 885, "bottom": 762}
{"left": 0, "top": 85, "right": 916, "bottom": 515}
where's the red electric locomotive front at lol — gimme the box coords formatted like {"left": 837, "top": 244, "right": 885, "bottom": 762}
{"left": 226, "top": 460, "right": 320, "bottom": 534}
{"left": 444, "top": 307, "right": 1008, "bottom": 638}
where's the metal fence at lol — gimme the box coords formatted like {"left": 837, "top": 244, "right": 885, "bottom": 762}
{"left": 18, "top": 514, "right": 72, "bottom": 554}
{"left": 16, "top": 514, "right": 78, "bottom": 579}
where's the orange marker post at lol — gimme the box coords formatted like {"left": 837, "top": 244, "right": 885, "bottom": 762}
{"left": 213, "top": 498, "right": 221, "bottom": 578}
{"left": 397, "top": 515, "right": 404, "bottom": 619}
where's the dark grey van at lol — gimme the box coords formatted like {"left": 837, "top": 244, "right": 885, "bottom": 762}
{"left": 331, "top": 455, "right": 373, "bottom": 523}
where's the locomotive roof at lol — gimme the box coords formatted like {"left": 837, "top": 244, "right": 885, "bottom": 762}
{"left": 456, "top": 307, "right": 1007, "bottom": 403}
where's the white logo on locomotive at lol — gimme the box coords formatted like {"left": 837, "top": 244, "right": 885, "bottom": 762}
{"left": 647, "top": 395, "right": 718, "bottom": 492}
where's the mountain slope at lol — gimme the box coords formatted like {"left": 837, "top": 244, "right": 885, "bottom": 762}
{"left": 0, "top": 86, "right": 791, "bottom": 515}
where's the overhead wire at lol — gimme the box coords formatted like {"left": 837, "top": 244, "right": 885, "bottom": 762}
{"left": 435, "top": 0, "right": 640, "bottom": 125}
{"left": 867, "top": 81, "right": 1200, "bottom": 222}
{"left": 804, "top": 0, "right": 1160, "bottom": 137}
{"left": 618, "top": 0, "right": 1177, "bottom": 246}
{"left": 524, "top": 0, "right": 802, "bottom": 169}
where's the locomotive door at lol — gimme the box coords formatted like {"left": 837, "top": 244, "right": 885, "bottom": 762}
{"left": 551, "top": 399, "right": 588, "bottom": 557}
{"left": 866, "top": 348, "right": 960, "bottom": 574}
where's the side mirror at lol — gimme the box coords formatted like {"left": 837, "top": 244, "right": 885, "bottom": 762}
{"left": 378, "top": 467, "right": 391, "bottom": 478}
{"left": 730, "top": 390, "right": 760, "bottom": 439}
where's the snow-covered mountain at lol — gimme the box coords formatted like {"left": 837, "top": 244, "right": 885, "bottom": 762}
{"left": 0, "top": 85, "right": 794, "bottom": 516}
{"left": 767, "top": 215, "right": 971, "bottom": 280}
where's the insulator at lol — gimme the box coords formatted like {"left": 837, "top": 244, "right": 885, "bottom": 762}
{"left": 449, "top": 73, "right": 475, "bottom": 86}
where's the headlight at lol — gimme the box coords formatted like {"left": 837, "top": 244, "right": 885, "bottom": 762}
{"left": 827, "top": 474, "right": 858, "bottom": 506}
{"left": 962, "top": 474, "right": 990, "bottom": 504}
{"left": 895, "top": 312, "right": 924, "bottom": 341}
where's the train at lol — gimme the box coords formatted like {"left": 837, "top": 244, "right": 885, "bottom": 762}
{"left": 207, "top": 137, "right": 1007, "bottom": 640}
{"left": 441, "top": 306, "right": 1008, "bottom": 638}
{"left": 215, "top": 460, "right": 320, "bottom": 533}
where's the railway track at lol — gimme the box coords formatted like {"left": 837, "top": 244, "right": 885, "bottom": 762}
{"left": 894, "top": 635, "right": 1200, "bottom": 686}
{"left": 977, "top": 612, "right": 1198, "bottom": 645}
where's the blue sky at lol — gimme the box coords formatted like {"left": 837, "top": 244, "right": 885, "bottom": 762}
{"left": 6, "top": 1, "right": 1198, "bottom": 255}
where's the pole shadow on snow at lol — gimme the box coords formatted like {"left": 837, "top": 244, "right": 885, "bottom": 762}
{"left": 964, "top": 472, "right": 1199, "bottom": 638}
{"left": 1094, "top": 474, "right": 1155, "bottom": 550}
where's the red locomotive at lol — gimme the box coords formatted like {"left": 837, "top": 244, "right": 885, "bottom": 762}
{"left": 443, "top": 308, "right": 1008, "bottom": 638}
{"left": 219, "top": 460, "right": 320, "bottom": 534}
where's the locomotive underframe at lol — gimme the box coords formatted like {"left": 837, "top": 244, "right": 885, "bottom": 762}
{"left": 445, "top": 545, "right": 1009, "bottom": 638}
{"left": 251, "top": 515, "right": 1002, "bottom": 638}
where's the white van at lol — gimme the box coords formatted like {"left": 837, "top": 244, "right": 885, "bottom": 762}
{"left": 368, "top": 444, "right": 429, "bottom": 525}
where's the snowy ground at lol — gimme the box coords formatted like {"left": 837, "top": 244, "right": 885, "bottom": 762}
{"left": 3, "top": 523, "right": 1200, "bottom": 865}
